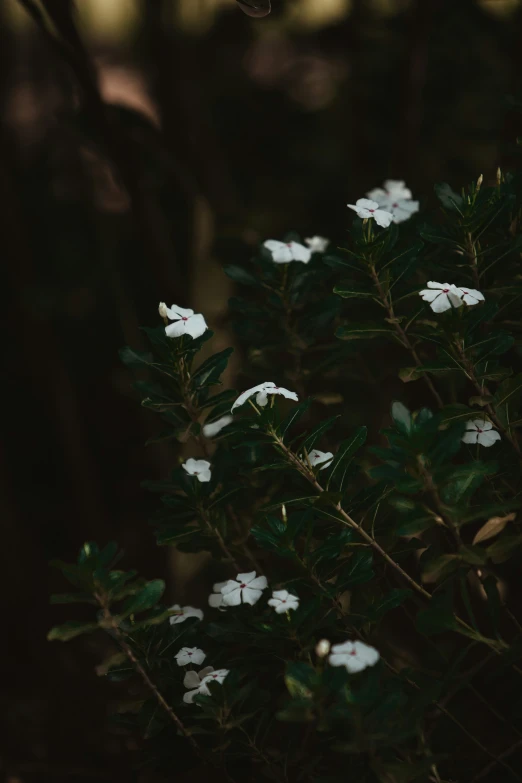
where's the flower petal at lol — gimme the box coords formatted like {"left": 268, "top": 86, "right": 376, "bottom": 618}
{"left": 185, "top": 313, "right": 208, "bottom": 339}
{"left": 202, "top": 415, "right": 233, "bottom": 438}
{"left": 165, "top": 321, "right": 186, "bottom": 338}
{"left": 166, "top": 305, "right": 194, "bottom": 320}
{"left": 271, "top": 589, "right": 289, "bottom": 601}
{"left": 183, "top": 671, "right": 202, "bottom": 689}
{"left": 478, "top": 430, "right": 501, "bottom": 447}
{"left": 430, "top": 293, "right": 452, "bottom": 313}
{"left": 289, "top": 241, "right": 312, "bottom": 264}
{"left": 222, "top": 587, "right": 243, "bottom": 606}
{"left": 462, "top": 431, "right": 479, "bottom": 444}
{"left": 264, "top": 240, "right": 294, "bottom": 264}
{"left": 373, "top": 209, "right": 393, "bottom": 228}
{"left": 208, "top": 592, "right": 224, "bottom": 608}
{"left": 183, "top": 688, "right": 200, "bottom": 704}
{"left": 241, "top": 587, "right": 263, "bottom": 605}
{"left": 248, "top": 575, "right": 268, "bottom": 590}
{"left": 236, "top": 571, "right": 256, "bottom": 584}
{"left": 231, "top": 382, "right": 275, "bottom": 412}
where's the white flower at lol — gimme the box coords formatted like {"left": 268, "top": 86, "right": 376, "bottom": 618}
{"left": 208, "top": 581, "right": 228, "bottom": 610}
{"left": 221, "top": 571, "right": 268, "bottom": 607}
{"left": 182, "top": 458, "right": 212, "bottom": 483}
{"left": 231, "top": 382, "right": 298, "bottom": 412}
{"left": 158, "top": 301, "right": 169, "bottom": 318}
{"left": 305, "top": 235, "right": 329, "bottom": 253}
{"left": 183, "top": 667, "right": 229, "bottom": 704}
{"left": 168, "top": 604, "right": 204, "bottom": 625}
{"left": 419, "top": 281, "right": 464, "bottom": 313}
{"left": 367, "top": 180, "right": 419, "bottom": 224}
{"left": 202, "top": 415, "right": 233, "bottom": 438}
{"left": 368, "top": 180, "right": 413, "bottom": 201}
{"left": 164, "top": 305, "right": 208, "bottom": 340}
{"left": 263, "top": 239, "right": 312, "bottom": 264}
{"left": 268, "top": 589, "right": 299, "bottom": 614}
{"left": 315, "top": 639, "right": 331, "bottom": 658}
{"left": 347, "top": 198, "right": 393, "bottom": 228}
{"left": 456, "top": 286, "right": 485, "bottom": 306}
{"left": 462, "top": 419, "right": 501, "bottom": 448}
{"left": 328, "top": 640, "right": 380, "bottom": 673}
{"left": 175, "top": 647, "right": 206, "bottom": 667}
{"left": 305, "top": 449, "right": 334, "bottom": 470}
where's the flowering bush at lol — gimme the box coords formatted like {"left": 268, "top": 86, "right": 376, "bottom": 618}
{"left": 49, "top": 170, "right": 522, "bottom": 782}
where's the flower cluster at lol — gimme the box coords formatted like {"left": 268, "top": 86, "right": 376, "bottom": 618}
{"left": 419, "top": 281, "right": 485, "bottom": 313}
{"left": 328, "top": 640, "right": 380, "bottom": 673}
{"left": 263, "top": 239, "right": 312, "bottom": 264}
{"left": 208, "top": 572, "right": 300, "bottom": 614}
{"left": 367, "top": 179, "right": 419, "bottom": 224}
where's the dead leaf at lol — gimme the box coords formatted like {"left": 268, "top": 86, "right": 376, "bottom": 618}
{"left": 472, "top": 512, "right": 516, "bottom": 545}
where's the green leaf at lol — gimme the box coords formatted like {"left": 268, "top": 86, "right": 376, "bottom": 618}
{"left": 366, "top": 589, "right": 412, "bottom": 623}
{"left": 223, "top": 264, "right": 259, "bottom": 286}
{"left": 284, "top": 662, "right": 315, "bottom": 699}
{"left": 119, "top": 346, "right": 154, "bottom": 369}
{"left": 336, "top": 322, "right": 394, "bottom": 341}
{"left": 326, "top": 426, "right": 367, "bottom": 490}
{"left": 486, "top": 534, "right": 522, "bottom": 564}
{"left": 300, "top": 416, "right": 340, "bottom": 454}
{"left": 338, "top": 549, "right": 373, "bottom": 589}
{"left": 416, "top": 589, "right": 457, "bottom": 635}
{"left": 280, "top": 398, "right": 312, "bottom": 439}
{"left": 333, "top": 282, "right": 375, "bottom": 299}
{"left": 192, "top": 348, "right": 233, "bottom": 388}
{"left": 434, "top": 182, "right": 464, "bottom": 211}
{"left": 120, "top": 579, "right": 165, "bottom": 616}
{"left": 47, "top": 621, "right": 99, "bottom": 642}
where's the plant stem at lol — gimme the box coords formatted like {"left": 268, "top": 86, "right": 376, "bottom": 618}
{"left": 94, "top": 592, "right": 199, "bottom": 750}
{"left": 455, "top": 341, "right": 521, "bottom": 458}
{"left": 268, "top": 427, "right": 504, "bottom": 652}
{"left": 368, "top": 265, "right": 444, "bottom": 408}
{"left": 469, "top": 737, "right": 522, "bottom": 783}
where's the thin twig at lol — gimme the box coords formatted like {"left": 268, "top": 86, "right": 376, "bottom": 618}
{"left": 368, "top": 265, "right": 444, "bottom": 408}
{"left": 94, "top": 592, "right": 199, "bottom": 750}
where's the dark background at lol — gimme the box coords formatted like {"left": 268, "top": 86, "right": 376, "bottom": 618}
{"left": 1, "top": 0, "right": 522, "bottom": 779}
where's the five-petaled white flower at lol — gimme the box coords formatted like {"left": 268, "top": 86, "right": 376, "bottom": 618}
{"left": 163, "top": 305, "right": 208, "bottom": 340}
{"left": 328, "top": 640, "right": 380, "bottom": 673}
{"left": 263, "top": 239, "right": 312, "bottom": 265}
{"left": 419, "top": 282, "right": 464, "bottom": 313}
{"left": 202, "top": 415, "right": 233, "bottom": 438}
{"left": 305, "top": 449, "right": 334, "bottom": 470}
{"left": 208, "top": 581, "right": 228, "bottom": 610}
{"left": 462, "top": 419, "right": 501, "bottom": 448}
{"left": 175, "top": 647, "right": 206, "bottom": 667}
{"left": 183, "top": 667, "right": 229, "bottom": 704}
{"left": 305, "top": 236, "right": 330, "bottom": 253}
{"left": 221, "top": 571, "right": 268, "bottom": 607}
{"left": 231, "top": 382, "right": 298, "bottom": 412}
{"left": 367, "top": 180, "right": 419, "bottom": 224}
{"left": 168, "top": 604, "right": 204, "bottom": 625}
{"left": 457, "top": 287, "right": 485, "bottom": 306}
{"left": 347, "top": 198, "right": 393, "bottom": 228}
{"left": 182, "top": 458, "right": 212, "bottom": 483}
{"left": 268, "top": 589, "right": 300, "bottom": 614}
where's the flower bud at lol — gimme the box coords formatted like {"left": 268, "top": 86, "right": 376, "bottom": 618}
{"left": 476, "top": 174, "right": 483, "bottom": 191}
{"left": 158, "top": 302, "right": 168, "bottom": 319}
{"left": 315, "top": 639, "right": 331, "bottom": 658}
{"left": 497, "top": 167, "right": 502, "bottom": 185}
